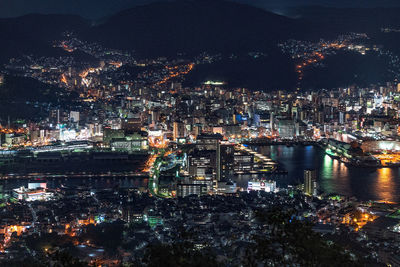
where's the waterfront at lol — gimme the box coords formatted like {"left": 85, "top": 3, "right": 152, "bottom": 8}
{"left": 1, "top": 145, "right": 400, "bottom": 202}
{"left": 0, "top": 175, "right": 148, "bottom": 191}
{"left": 251, "top": 145, "right": 400, "bottom": 202}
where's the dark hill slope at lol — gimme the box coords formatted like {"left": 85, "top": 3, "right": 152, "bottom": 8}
{"left": 0, "top": 14, "right": 89, "bottom": 63}
{"left": 289, "top": 7, "right": 400, "bottom": 34}
{"left": 88, "top": 0, "right": 308, "bottom": 56}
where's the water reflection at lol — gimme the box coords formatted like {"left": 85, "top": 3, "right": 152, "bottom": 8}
{"left": 251, "top": 145, "right": 400, "bottom": 202}
{"left": 320, "top": 156, "right": 351, "bottom": 196}
{"left": 323, "top": 155, "right": 333, "bottom": 174}
{"left": 375, "top": 168, "right": 396, "bottom": 202}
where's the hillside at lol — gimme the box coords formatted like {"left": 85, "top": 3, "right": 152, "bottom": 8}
{"left": 87, "top": 0, "right": 307, "bottom": 57}
{"left": 289, "top": 6, "right": 400, "bottom": 34}
{"left": 0, "top": 14, "right": 89, "bottom": 63}
{"left": 0, "top": 75, "right": 77, "bottom": 121}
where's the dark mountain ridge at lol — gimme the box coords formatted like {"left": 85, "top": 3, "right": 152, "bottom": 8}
{"left": 0, "top": 1, "right": 399, "bottom": 92}
{"left": 289, "top": 6, "right": 400, "bottom": 34}
{"left": 2, "top": 2, "right": 400, "bottom": 61}
{"left": 86, "top": 0, "right": 307, "bottom": 56}
{"left": 0, "top": 14, "right": 89, "bottom": 63}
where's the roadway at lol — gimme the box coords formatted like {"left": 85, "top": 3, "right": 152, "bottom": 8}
{"left": 147, "top": 149, "right": 182, "bottom": 198}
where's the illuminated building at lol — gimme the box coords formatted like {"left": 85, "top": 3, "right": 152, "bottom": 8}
{"left": 224, "top": 125, "right": 242, "bottom": 137}
{"left": 59, "top": 128, "right": 77, "bottom": 141}
{"left": 177, "top": 183, "right": 207, "bottom": 198}
{"left": 122, "top": 117, "right": 142, "bottom": 131}
{"left": 173, "top": 121, "right": 185, "bottom": 141}
{"left": 187, "top": 134, "right": 224, "bottom": 180}
{"left": 12, "top": 179, "right": 52, "bottom": 201}
{"left": 69, "top": 111, "right": 80, "bottom": 123}
{"left": 217, "top": 180, "right": 237, "bottom": 194}
{"left": 217, "top": 144, "right": 235, "bottom": 181}
{"left": 258, "top": 113, "right": 273, "bottom": 129}
{"left": 110, "top": 131, "right": 148, "bottom": 152}
{"left": 203, "top": 80, "right": 225, "bottom": 86}
{"left": 233, "top": 151, "right": 254, "bottom": 173}
{"left": 28, "top": 179, "right": 47, "bottom": 190}
{"left": 188, "top": 150, "right": 215, "bottom": 178}
{"left": 13, "top": 187, "right": 53, "bottom": 201}
{"left": 1, "top": 133, "right": 26, "bottom": 146}
{"left": 361, "top": 140, "right": 400, "bottom": 153}
{"left": 122, "top": 204, "right": 144, "bottom": 224}
{"left": 247, "top": 179, "right": 277, "bottom": 193}
{"left": 304, "top": 169, "right": 317, "bottom": 196}
{"left": 103, "top": 128, "right": 125, "bottom": 146}
{"left": 339, "top": 112, "right": 345, "bottom": 124}
{"left": 193, "top": 177, "right": 214, "bottom": 192}
{"left": 278, "top": 119, "right": 295, "bottom": 139}
{"left": 143, "top": 214, "right": 163, "bottom": 228}
{"left": 196, "top": 133, "right": 223, "bottom": 150}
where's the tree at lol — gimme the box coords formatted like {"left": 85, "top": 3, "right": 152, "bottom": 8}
{"left": 142, "top": 242, "right": 220, "bottom": 267}
{"left": 247, "top": 208, "right": 363, "bottom": 266}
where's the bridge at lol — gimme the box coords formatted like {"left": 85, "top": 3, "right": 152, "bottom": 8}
{"left": 241, "top": 139, "right": 317, "bottom": 146}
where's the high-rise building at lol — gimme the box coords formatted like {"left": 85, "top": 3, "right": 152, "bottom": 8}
{"left": 196, "top": 133, "right": 223, "bottom": 150}
{"left": 217, "top": 143, "right": 235, "bottom": 181}
{"left": 339, "top": 112, "right": 345, "bottom": 125}
{"left": 233, "top": 151, "right": 254, "bottom": 173}
{"left": 70, "top": 111, "right": 80, "bottom": 123}
{"left": 304, "top": 169, "right": 317, "bottom": 196}
{"left": 278, "top": 119, "right": 295, "bottom": 139}
{"left": 188, "top": 150, "right": 215, "bottom": 178}
{"left": 173, "top": 121, "right": 185, "bottom": 141}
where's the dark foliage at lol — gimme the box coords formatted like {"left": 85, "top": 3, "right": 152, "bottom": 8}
{"left": 142, "top": 241, "right": 220, "bottom": 267}
{"left": 79, "top": 222, "right": 125, "bottom": 255}
{"left": 0, "top": 75, "right": 77, "bottom": 122}
{"left": 184, "top": 53, "right": 297, "bottom": 91}
{"left": 87, "top": 0, "right": 307, "bottom": 57}
{"left": 301, "top": 51, "right": 393, "bottom": 90}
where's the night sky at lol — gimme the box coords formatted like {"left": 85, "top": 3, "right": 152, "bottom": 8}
{"left": 0, "top": 0, "right": 400, "bottom": 18}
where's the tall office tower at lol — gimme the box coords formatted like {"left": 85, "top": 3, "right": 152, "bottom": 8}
{"left": 304, "top": 169, "right": 317, "bottom": 196}
{"left": 173, "top": 121, "right": 185, "bottom": 141}
{"left": 278, "top": 119, "right": 295, "bottom": 139}
{"left": 339, "top": 112, "right": 345, "bottom": 125}
{"left": 270, "top": 112, "right": 274, "bottom": 130}
{"left": 217, "top": 143, "right": 235, "bottom": 181}
{"left": 317, "top": 111, "right": 324, "bottom": 124}
{"left": 196, "top": 133, "right": 223, "bottom": 151}
{"left": 173, "top": 122, "right": 179, "bottom": 141}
